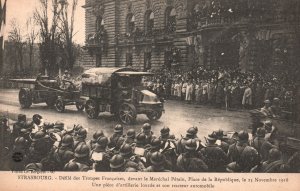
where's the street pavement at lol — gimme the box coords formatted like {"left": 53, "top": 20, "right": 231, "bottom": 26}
{"left": 0, "top": 89, "right": 251, "bottom": 141}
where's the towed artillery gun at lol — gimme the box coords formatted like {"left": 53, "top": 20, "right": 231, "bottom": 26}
{"left": 11, "top": 76, "right": 85, "bottom": 112}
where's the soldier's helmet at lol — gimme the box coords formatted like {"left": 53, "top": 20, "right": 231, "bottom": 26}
{"left": 160, "top": 127, "right": 170, "bottom": 136}
{"left": 114, "top": 124, "right": 123, "bottom": 133}
{"left": 185, "top": 139, "right": 197, "bottom": 151}
{"left": 73, "top": 124, "right": 83, "bottom": 135}
{"left": 142, "top": 123, "right": 151, "bottom": 133}
{"left": 264, "top": 99, "right": 271, "bottom": 104}
{"left": 237, "top": 130, "right": 249, "bottom": 143}
{"left": 18, "top": 114, "right": 26, "bottom": 122}
{"left": 273, "top": 98, "right": 280, "bottom": 103}
{"left": 32, "top": 114, "right": 42, "bottom": 125}
{"left": 25, "top": 163, "right": 43, "bottom": 172}
{"left": 126, "top": 129, "right": 136, "bottom": 138}
{"left": 256, "top": 128, "right": 266, "bottom": 138}
{"left": 63, "top": 162, "right": 79, "bottom": 171}
{"left": 207, "top": 132, "right": 217, "bottom": 142}
{"left": 119, "top": 143, "right": 133, "bottom": 156}
{"left": 31, "top": 131, "right": 46, "bottom": 142}
{"left": 76, "top": 128, "right": 87, "bottom": 139}
{"left": 110, "top": 154, "right": 125, "bottom": 169}
{"left": 14, "top": 137, "right": 28, "bottom": 147}
{"left": 215, "top": 129, "right": 225, "bottom": 139}
{"left": 150, "top": 151, "right": 165, "bottom": 166}
{"left": 136, "top": 133, "right": 146, "bottom": 145}
{"left": 151, "top": 138, "right": 161, "bottom": 149}
{"left": 53, "top": 121, "right": 64, "bottom": 131}
{"left": 96, "top": 136, "right": 108, "bottom": 147}
{"left": 186, "top": 127, "right": 197, "bottom": 137}
{"left": 74, "top": 144, "right": 90, "bottom": 158}
{"left": 61, "top": 134, "right": 74, "bottom": 147}
{"left": 93, "top": 130, "right": 104, "bottom": 140}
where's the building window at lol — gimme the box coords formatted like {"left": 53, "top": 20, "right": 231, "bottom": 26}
{"left": 126, "top": 13, "right": 135, "bottom": 35}
{"left": 165, "top": 7, "right": 176, "bottom": 34}
{"left": 144, "top": 52, "right": 151, "bottom": 71}
{"left": 145, "top": 11, "right": 154, "bottom": 36}
{"left": 96, "top": 16, "right": 104, "bottom": 32}
{"left": 126, "top": 53, "right": 133, "bottom": 66}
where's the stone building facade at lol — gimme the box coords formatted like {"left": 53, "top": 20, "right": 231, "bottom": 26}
{"left": 82, "top": 0, "right": 299, "bottom": 73}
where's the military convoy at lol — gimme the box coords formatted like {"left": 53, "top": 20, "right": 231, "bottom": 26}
{"left": 13, "top": 67, "right": 164, "bottom": 124}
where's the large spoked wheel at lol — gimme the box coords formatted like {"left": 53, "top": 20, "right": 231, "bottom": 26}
{"left": 146, "top": 110, "right": 162, "bottom": 121}
{"left": 118, "top": 103, "right": 137, "bottom": 125}
{"left": 76, "top": 102, "right": 85, "bottom": 111}
{"left": 46, "top": 97, "right": 56, "bottom": 107}
{"left": 55, "top": 98, "right": 65, "bottom": 112}
{"left": 85, "top": 99, "right": 98, "bottom": 119}
{"left": 19, "top": 88, "right": 32, "bottom": 109}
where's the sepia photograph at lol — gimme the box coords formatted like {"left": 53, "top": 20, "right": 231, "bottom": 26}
{"left": 0, "top": 0, "right": 299, "bottom": 190}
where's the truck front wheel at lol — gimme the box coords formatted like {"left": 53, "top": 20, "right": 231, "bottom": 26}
{"left": 118, "top": 103, "right": 137, "bottom": 124}
{"left": 146, "top": 110, "right": 162, "bottom": 121}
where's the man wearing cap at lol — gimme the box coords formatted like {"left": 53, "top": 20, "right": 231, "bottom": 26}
{"left": 122, "top": 129, "right": 136, "bottom": 146}
{"left": 89, "top": 136, "right": 111, "bottom": 172}
{"left": 227, "top": 130, "right": 260, "bottom": 172}
{"left": 141, "top": 123, "right": 156, "bottom": 145}
{"left": 260, "top": 100, "right": 272, "bottom": 117}
{"left": 144, "top": 138, "right": 162, "bottom": 167}
{"left": 176, "top": 139, "right": 208, "bottom": 172}
{"left": 108, "top": 124, "right": 125, "bottom": 149}
{"left": 270, "top": 98, "right": 281, "bottom": 117}
{"left": 159, "top": 126, "right": 176, "bottom": 145}
{"left": 66, "top": 144, "right": 92, "bottom": 171}
{"left": 214, "top": 129, "right": 230, "bottom": 153}
{"left": 143, "top": 151, "right": 171, "bottom": 172}
{"left": 176, "top": 126, "right": 201, "bottom": 154}
{"left": 201, "top": 133, "right": 228, "bottom": 172}
{"left": 9, "top": 136, "right": 29, "bottom": 171}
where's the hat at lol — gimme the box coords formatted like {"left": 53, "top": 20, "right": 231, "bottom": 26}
{"left": 186, "top": 127, "right": 197, "bottom": 137}
{"left": 63, "top": 162, "right": 79, "bottom": 171}
{"left": 95, "top": 137, "right": 108, "bottom": 148}
{"left": 207, "top": 132, "right": 217, "bottom": 141}
{"left": 264, "top": 100, "right": 271, "bottom": 104}
{"left": 160, "top": 127, "right": 170, "bottom": 136}
{"left": 74, "top": 144, "right": 90, "bottom": 158}
{"left": 61, "top": 134, "right": 74, "bottom": 147}
{"left": 119, "top": 144, "right": 133, "bottom": 156}
{"left": 93, "top": 130, "right": 104, "bottom": 140}
{"left": 150, "top": 151, "right": 165, "bottom": 166}
{"left": 64, "top": 70, "right": 69, "bottom": 73}
{"left": 151, "top": 138, "right": 161, "bottom": 149}
{"left": 114, "top": 124, "right": 123, "bottom": 133}
{"left": 25, "top": 163, "right": 43, "bottom": 172}
{"left": 237, "top": 130, "right": 249, "bottom": 142}
{"left": 273, "top": 98, "right": 280, "bottom": 102}
{"left": 53, "top": 121, "right": 64, "bottom": 130}
{"left": 142, "top": 123, "right": 151, "bottom": 133}
{"left": 126, "top": 129, "right": 136, "bottom": 138}
{"left": 136, "top": 133, "right": 146, "bottom": 144}
{"left": 110, "top": 154, "right": 125, "bottom": 169}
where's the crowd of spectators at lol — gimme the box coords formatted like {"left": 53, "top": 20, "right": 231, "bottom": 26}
{"left": 144, "top": 66, "right": 296, "bottom": 115}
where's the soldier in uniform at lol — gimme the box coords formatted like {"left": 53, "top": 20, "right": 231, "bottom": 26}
{"left": 176, "top": 127, "right": 199, "bottom": 154}
{"left": 122, "top": 129, "right": 136, "bottom": 146}
{"left": 86, "top": 130, "right": 105, "bottom": 151}
{"left": 63, "top": 161, "right": 79, "bottom": 171}
{"left": 260, "top": 100, "right": 272, "bottom": 117}
{"left": 55, "top": 134, "right": 75, "bottom": 170}
{"left": 141, "top": 123, "right": 156, "bottom": 145}
{"left": 12, "top": 114, "right": 27, "bottom": 141}
{"left": 144, "top": 138, "right": 161, "bottom": 167}
{"left": 135, "top": 133, "right": 147, "bottom": 149}
{"left": 109, "top": 154, "right": 129, "bottom": 172}
{"left": 176, "top": 139, "right": 208, "bottom": 172}
{"left": 10, "top": 137, "right": 29, "bottom": 171}
{"left": 108, "top": 124, "right": 125, "bottom": 149}
{"left": 119, "top": 143, "right": 145, "bottom": 171}
{"left": 251, "top": 128, "right": 266, "bottom": 156}
{"left": 143, "top": 152, "right": 171, "bottom": 172}
{"left": 90, "top": 136, "right": 111, "bottom": 172}
{"left": 260, "top": 148, "right": 289, "bottom": 172}
{"left": 201, "top": 133, "right": 228, "bottom": 172}
{"left": 66, "top": 144, "right": 92, "bottom": 171}
{"left": 227, "top": 131, "right": 260, "bottom": 172}
{"left": 159, "top": 126, "right": 176, "bottom": 145}
{"left": 73, "top": 128, "right": 88, "bottom": 149}
{"left": 214, "top": 129, "right": 229, "bottom": 153}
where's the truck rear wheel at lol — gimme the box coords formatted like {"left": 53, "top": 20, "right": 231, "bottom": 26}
{"left": 55, "top": 98, "right": 65, "bottom": 112}
{"left": 19, "top": 88, "right": 32, "bottom": 109}
{"left": 85, "top": 99, "right": 99, "bottom": 119}
{"left": 146, "top": 110, "right": 162, "bottom": 121}
{"left": 118, "top": 103, "right": 137, "bottom": 125}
